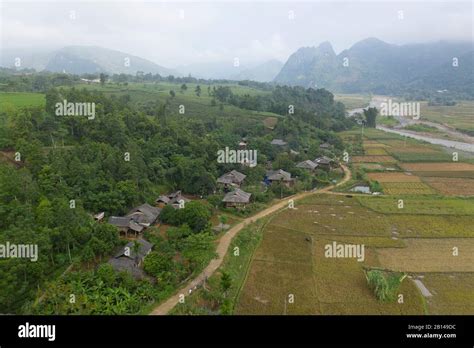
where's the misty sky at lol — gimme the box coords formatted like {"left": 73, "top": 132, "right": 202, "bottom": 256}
{"left": 1, "top": 1, "right": 472, "bottom": 68}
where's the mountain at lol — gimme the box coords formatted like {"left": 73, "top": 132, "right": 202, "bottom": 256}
{"left": 231, "top": 59, "right": 284, "bottom": 82}
{"left": 0, "top": 46, "right": 178, "bottom": 76}
{"left": 178, "top": 59, "right": 283, "bottom": 81}
{"left": 274, "top": 38, "right": 474, "bottom": 95}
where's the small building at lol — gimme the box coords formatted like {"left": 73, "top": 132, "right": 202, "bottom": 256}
{"left": 319, "top": 142, "right": 332, "bottom": 150}
{"left": 271, "top": 139, "right": 287, "bottom": 146}
{"left": 217, "top": 170, "right": 246, "bottom": 190}
{"left": 222, "top": 188, "right": 252, "bottom": 208}
{"left": 108, "top": 216, "right": 144, "bottom": 236}
{"left": 155, "top": 190, "right": 190, "bottom": 209}
{"left": 127, "top": 203, "right": 161, "bottom": 227}
{"left": 314, "top": 156, "right": 333, "bottom": 170}
{"left": 93, "top": 212, "right": 105, "bottom": 222}
{"left": 296, "top": 160, "right": 318, "bottom": 171}
{"left": 108, "top": 238, "right": 153, "bottom": 279}
{"left": 265, "top": 169, "right": 295, "bottom": 187}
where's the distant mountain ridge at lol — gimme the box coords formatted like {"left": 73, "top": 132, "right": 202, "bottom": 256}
{"left": 1, "top": 46, "right": 179, "bottom": 76}
{"left": 274, "top": 38, "right": 474, "bottom": 95}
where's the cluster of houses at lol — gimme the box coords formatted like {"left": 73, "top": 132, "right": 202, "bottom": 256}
{"left": 217, "top": 139, "right": 337, "bottom": 209}
{"left": 105, "top": 191, "right": 191, "bottom": 278}
{"left": 104, "top": 139, "right": 336, "bottom": 277}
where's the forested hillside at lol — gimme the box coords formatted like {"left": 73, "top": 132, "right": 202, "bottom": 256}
{"left": 0, "top": 71, "right": 351, "bottom": 313}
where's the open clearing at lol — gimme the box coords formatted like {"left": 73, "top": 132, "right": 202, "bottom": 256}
{"left": 0, "top": 92, "right": 46, "bottom": 108}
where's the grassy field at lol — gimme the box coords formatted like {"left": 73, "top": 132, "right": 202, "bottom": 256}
{"left": 420, "top": 100, "right": 474, "bottom": 135}
{"left": 334, "top": 93, "right": 371, "bottom": 110}
{"left": 235, "top": 201, "right": 426, "bottom": 314}
{"left": 0, "top": 92, "right": 46, "bottom": 108}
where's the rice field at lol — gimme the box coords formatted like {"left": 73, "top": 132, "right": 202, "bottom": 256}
{"left": 376, "top": 239, "right": 474, "bottom": 272}
{"left": 380, "top": 182, "right": 436, "bottom": 195}
{"left": 400, "top": 162, "right": 474, "bottom": 172}
{"left": 422, "top": 177, "right": 474, "bottom": 196}
{"left": 367, "top": 172, "right": 421, "bottom": 183}
{"left": 352, "top": 155, "right": 397, "bottom": 163}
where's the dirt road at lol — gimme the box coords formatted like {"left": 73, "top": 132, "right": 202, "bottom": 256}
{"left": 150, "top": 164, "right": 351, "bottom": 315}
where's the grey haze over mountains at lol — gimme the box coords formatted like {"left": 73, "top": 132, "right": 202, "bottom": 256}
{"left": 274, "top": 38, "right": 474, "bottom": 95}
{"left": 1, "top": 46, "right": 179, "bottom": 76}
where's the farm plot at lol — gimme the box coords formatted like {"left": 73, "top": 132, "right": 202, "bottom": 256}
{"left": 365, "top": 148, "right": 389, "bottom": 156}
{"left": 401, "top": 162, "right": 474, "bottom": 172}
{"left": 400, "top": 162, "right": 474, "bottom": 179}
{"left": 367, "top": 172, "right": 421, "bottom": 183}
{"left": 357, "top": 196, "right": 474, "bottom": 215}
{"left": 353, "top": 163, "right": 387, "bottom": 171}
{"left": 352, "top": 155, "right": 397, "bottom": 163}
{"left": 269, "top": 203, "right": 391, "bottom": 237}
{"left": 421, "top": 273, "right": 474, "bottom": 314}
{"left": 380, "top": 182, "right": 435, "bottom": 195}
{"left": 236, "top": 227, "right": 425, "bottom": 314}
{"left": 423, "top": 177, "right": 474, "bottom": 196}
{"left": 386, "top": 215, "right": 474, "bottom": 238}
{"left": 376, "top": 239, "right": 474, "bottom": 272}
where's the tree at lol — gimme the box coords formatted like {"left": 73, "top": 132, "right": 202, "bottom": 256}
{"left": 218, "top": 215, "right": 228, "bottom": 231}
{"left": 220, "top": 271, "right": 232, "bottom": 295}
{"left": 180, "top": 84, "right": 187, "bottom": 93}
{"left": 99, "top": 73, "right": 108, "bottom": 86}
{"left": 363, "top": 107, "right": 378, "bottom": 128}
{"left": 169, "top": 90, "right": 176, "bottom": 98}
{"left": 195, "top": 85, "right": 201, "bottom": 97}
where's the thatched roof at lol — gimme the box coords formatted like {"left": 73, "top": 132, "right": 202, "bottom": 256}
{"left": 271, "top": 139, "right": 287, "bottom": 146}
{"left": 296, "top": 160, "right": 318, "bottom": 170}
{"left": 222, "top": 188, "right": 251, "bottom": 203}
{"left": 217, "top": 170, "right": 246, "bottom": 184}
{"left": 266, "top": 169, "right": 292, "bottom": 181}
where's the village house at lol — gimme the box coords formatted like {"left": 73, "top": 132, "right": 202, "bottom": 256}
{"left": 217, "top": 170, "right": 246, "bottom": 190}
{"left": 319, "top": 142, "right": 332, "bottom": 150}
{"left": 265, "top": 169, "right": 295, "bottom": 187}
{"left": 155, "top": 190, "right": 191, "bottom": 208}
{"left": 222, "top": 188, "right": 252, "bottom": 209}
{"left": 271, "top": 139, "right": 287, "bottom": 147}
{"left": 108, "top": 203, "right": 160, "bottom": 237}
{"left": 108, "top": 216, "right": 144, "bottom": 236}
{"left": 296, "top": 160, "right": 318, "bottom": 172}
{"left": 314, "top": 156, "right": 334, "bottom": 170}
{"left": 127, "top": 203, "right": 161, "bottom": 227}
{"left": 93, "top": 212, "right": 105, "bottom": 222}
{"left": 108, "top": 238, "right": 153, "bottom": 279}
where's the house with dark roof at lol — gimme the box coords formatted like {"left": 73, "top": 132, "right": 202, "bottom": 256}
{"left": 271, "top": 139, "right": 287, "bottom": 146}
{"left": 155, "top": 190, "right": 190, "bottom": 209}
{"left": 222, "top": 188, "right": 252, "bottom": 208}
{"left": 108, "top": 239, "right": 153, "bottom": 279}
{"left": 108, "top": 203, "right": 160, "bottom": 237}
{"left": 319, "top": 142, "right": 332, "bottom": 150}
{"left": 108, "top": 216, "right": 144, "bottom": 236}
{"left": 217, "top": 170, "right": 246, "bottom": 189}
{"left": 265, "top": 169, "right": 295, "bottom": 187}
{"left": 296, "top": 160, "right": 318, "bottom": 171}
{"left": 127, "top": 203, "right": 161, "bottom": 227}
{"left": 314, "top": 156, "right": 334, "bottom": 170}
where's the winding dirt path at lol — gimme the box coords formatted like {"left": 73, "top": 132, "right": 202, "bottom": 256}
{"left": 150, "top": 164, "right": 351, "bottom": 315}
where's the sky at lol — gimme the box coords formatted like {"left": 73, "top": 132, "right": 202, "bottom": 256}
{"left": 1, "top": 0, "right": 472, "bottom": 68}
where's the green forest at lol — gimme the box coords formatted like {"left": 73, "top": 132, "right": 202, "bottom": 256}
{"left": 0, "top": 69, "right": 353, "bottom": 314}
